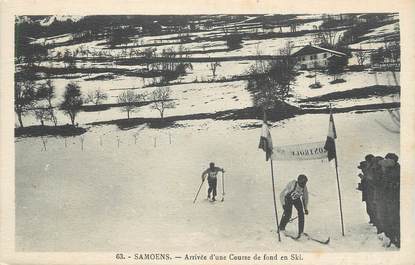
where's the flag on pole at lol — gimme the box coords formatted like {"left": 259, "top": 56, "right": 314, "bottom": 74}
{"left": 258, "top": 122, "right": 273, "bottom": 161}
{"left": 324, "top": 112, "right": 337, "bottom": 161}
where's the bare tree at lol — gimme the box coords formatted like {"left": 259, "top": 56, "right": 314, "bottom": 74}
{"left": 254, "top": 44, "right": 268, "bottom": 75}
{"left": 150, "top": 87, "right": 176, "bottom": 120}
{"left": 383, "top": 41, "right": 400, "bottom": 69}
{"left": 289, "top": 22, "right": 298, "bottom": 33}
{"left": 209, "top": 61, "right": 221, "bottom": 78}
{"left": 308, "top": 61, "right": 322, "bottom": 88}
{"left": 117, "top": 90, "right": 144, "bottom": 119}
{"left": 279, "top": 41, "right": 294, "bottom": 57}
{"left": 34, "top": 79, "right": 58, "bottom": 126}
{"left": 33, "top": 106, "right": 50, "bottom": 126}
{"left": 355, "top": 49, "right": 367, "bottom": 67}
{"left": 14, "top": 80, "right": 36, "bottom": 128}
{"left": 86, "top": 89, "right": 109, "bottom": 105}
{"left": 37, "top": 79, "right": 58, "bottom": 126}
{"left": 315, "top": 27, "right": 339, "bottom": 48}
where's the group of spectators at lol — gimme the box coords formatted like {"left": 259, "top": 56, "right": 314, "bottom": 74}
{"left": 357, "top": 153, "right": 400, "bottom": 248}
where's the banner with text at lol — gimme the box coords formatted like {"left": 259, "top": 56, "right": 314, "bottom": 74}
{"left": 272, "top": 141, "right": 328, "bottom": 161}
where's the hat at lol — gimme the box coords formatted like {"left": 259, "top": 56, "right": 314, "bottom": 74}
{"left": 385, "top": 153, "right": 399, "bottom": 162}
{"left": 298, "top": 174, "right": 308, "bottom": 182}
{"left": 365, "top": 154, "right": 374, "bottom": 162}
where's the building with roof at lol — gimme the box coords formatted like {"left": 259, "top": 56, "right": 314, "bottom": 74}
{"left": 291, "top": 45, "right": 348, "bottom": 70}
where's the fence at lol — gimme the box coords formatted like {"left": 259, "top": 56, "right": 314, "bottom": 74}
{"left": 37, "top": 124, "right": 176, "bottom": 152}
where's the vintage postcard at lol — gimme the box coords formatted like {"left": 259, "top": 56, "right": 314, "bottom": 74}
{"left": 1, "top": 0, "right": 414, "bottom": 264}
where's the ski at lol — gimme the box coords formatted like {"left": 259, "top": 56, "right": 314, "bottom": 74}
{"left": 282, "top": 232, "right": 330, "bottom": 245}
{"left": 303, "top": 233, "right": 330, "bottom": 244}
{"left": 288, "top": 216, "right": 298, "bottom": 223}
{"left": 284, "top": 233, "right": 301, "bottom": 241}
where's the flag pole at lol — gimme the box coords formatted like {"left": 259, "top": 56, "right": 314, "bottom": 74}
{"left": 270, "top": 159, "right": 282, "bottom": 242}
{"left": 261, "top": 110, "right": 281, "bottom": 242}
{"left": 329, "top": 104, "right": 345, "bottom": 236}
{"left": 334, "top": 153, "right": 345, "bottom": 236}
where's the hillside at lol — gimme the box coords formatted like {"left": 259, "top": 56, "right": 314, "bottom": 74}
{"left": 14, "top": 14, "right": 401, "bottom": 252}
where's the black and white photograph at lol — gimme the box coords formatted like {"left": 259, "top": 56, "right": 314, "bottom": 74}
{"left": 1, "top": 0, "right": 414, "bottom": 264}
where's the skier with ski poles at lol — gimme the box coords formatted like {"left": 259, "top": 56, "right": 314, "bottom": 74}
{"left": 201, "top": 162, "right": 225, "bottom": 202}
{"left": 279, "top": 174, "right": 309, "bottom": 239}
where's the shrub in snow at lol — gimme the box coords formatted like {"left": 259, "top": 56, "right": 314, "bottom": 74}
{"left": 329, "top": 78, "right": 346, "bottom": 84}
{"left": 246, "top": 57, "right": 296, "bottom": 121}
{"left": 60, "top": 82, "right": 83, "bottom": 126}
{"left": 309, "top": 82, "right": 323, "bottom": 89}
{"left": 225, "top": 34, "right": 243, "bottom": 50}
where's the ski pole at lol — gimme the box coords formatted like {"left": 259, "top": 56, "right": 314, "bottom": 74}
{"left": 289, "top": 216, "right": 298, "bottom": 223}
{"left": 221, "top": 171, "right": 225, "bottom": 202}
{"left": 193, "top": 178, "right": 205, "bottom": 204}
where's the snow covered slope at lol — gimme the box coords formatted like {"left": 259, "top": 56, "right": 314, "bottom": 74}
{"left": 39, "top": 15, "right": 84, "bottom": 26}
{"left": 15, "top": 111, "right": 399, "bottom": 252}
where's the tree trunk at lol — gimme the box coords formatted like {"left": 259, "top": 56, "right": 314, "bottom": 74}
{"left": 47, "top": 99, "right": 57, "bottom": 126}
{"left": 17, "top": 112, "right": 24, "bottom": 128}
{"left": 127, "top": 110, "right": 130, "bottom": 119}
{"left": 70, "top": 112, "right": 75, "bottom": 125}
{"left": 50, "top": 109, "right": 57, "bottom": 126}
{"left": 262, "top": 107, "right": 267, "bottom": 123}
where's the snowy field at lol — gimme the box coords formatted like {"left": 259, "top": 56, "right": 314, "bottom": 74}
{"left": 348, "top": 21, "right": 399, "bottom": 51}
{"left": 15, "top": 110, "right": 399, "bottom": 252}
{"left": 19, "top": 68, "right": 399, "bottom": 127}
{"left": 21, "top": 80, "right": 251, "bottom": 126}
{"left": 291, "top": 71, "right": 399, "bottom": 99}
{"left": 46, "top": 30, "right": 344, "bottom": 59}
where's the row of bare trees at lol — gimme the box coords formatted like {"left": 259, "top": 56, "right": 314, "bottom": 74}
{"left": 117, "top": 87, "right": 175, "bottom": 120}
{"left": 15, "top": 79, "right": 83, "bottom": 127}
{"left": 351, "top": 41, "right": 400, "bottom": 70}
{"left": 53, "top": 45, "right": 194, "bottom": 86}
{"left": 15, "top": 76, "right": 176, "bottom": 128}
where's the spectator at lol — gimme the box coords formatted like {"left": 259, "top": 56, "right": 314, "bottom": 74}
{"left": 357, "top": 153, "right": 400, "bottom": 248}
{"left": 358, "top": 154, "right": 375, "bottom": 224}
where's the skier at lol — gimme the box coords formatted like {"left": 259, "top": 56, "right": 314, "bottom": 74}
{"left": 279, "top": 174, "right": 309, "bottom": 239}
{"left": 201, "top": 162, "right": 225, "bottom": 202}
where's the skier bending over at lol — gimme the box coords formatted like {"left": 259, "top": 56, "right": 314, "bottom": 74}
{"left": 201, "top": 162, "right": 225, "bottom": 201}
{"left": 279, "top": 174, "right": 309, "bottom": 238}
